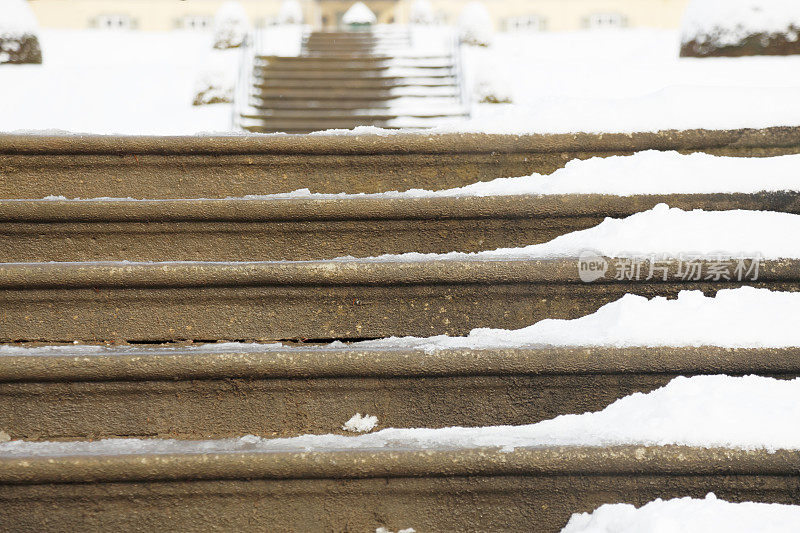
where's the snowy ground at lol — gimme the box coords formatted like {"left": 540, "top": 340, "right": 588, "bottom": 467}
{"left": 3, "top": 28, "right": 800, "bottom": 134}
{"left": 0, "top": 29, "right": 230, "bottom": 134}
{"left": 454, "top": 29, "right": 800, "bottom": 133}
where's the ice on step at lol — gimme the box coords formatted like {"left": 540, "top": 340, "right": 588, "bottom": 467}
{"left": 561, "top": 493, "right": 800, "bottom": 533}
{"left": 3, "top": 375, "right": 800, "bottom": 456}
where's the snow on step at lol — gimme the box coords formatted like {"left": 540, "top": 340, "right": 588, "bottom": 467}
{"left": 3, "top": 374, "right": 799, "bottom": 454}
{"left": 347, "top": 204, "right": 800, "bottom": 261}
{"left": 562, "top": 493, "right": 800, "bottom": 533}
{"left": 232, "top": 151, "right": 800, "bottom": 199}
{"left": 353, "top": 287, "right": 800, "bottom": 350}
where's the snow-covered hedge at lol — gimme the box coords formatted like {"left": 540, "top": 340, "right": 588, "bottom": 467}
{"left": 410, "top": 0, "right": 434, "bottom": 25}
{"left": 0, "top": 0, "right": 42, "bottom": 64}
{"left": 212, "top": 1, "right": 251, "bottom": 50}
{"left": 277, "top": 0, "right": 304, "bottom": 25}
{"left": 342, "top": 2, "right": 377, "bottom": 26}
{"left": 458, "top": 2, "right": 493, "bottom": 47}
{"left": 192, "top": 49, "right": 238, "bottom": 105}
{"left": 680, "top": 0, "right": 800, "bottom": 57}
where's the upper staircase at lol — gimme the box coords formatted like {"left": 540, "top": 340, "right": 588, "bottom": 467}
{"left": 240, "top": 27, "right": 469, "bottom": 133}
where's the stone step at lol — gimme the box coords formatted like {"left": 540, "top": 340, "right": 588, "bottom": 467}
{"left": 0, "top": 257, "right": 793, "bottom": 343}
{"left": 253, "top": 77, "right": 457, "bottom": 89}
{"left": 1, "top": 192, "right": 796, "bottom": 262}
{"left": 242, "top": 108, "right": 464, "bottom": 119}
{"left": 3, "top": 130, "right": 800, "bottom": 198}
{"left": 0, "top": 443, "right": 796, "bottom": 531}
{"left": 253, "top": 67, "right": 455, "bottom": 79}
{"left": 256, "top": 54, "right": 451, "bottom": 64}
{"left": 254, "top": 87, "right": 460, "bottom": 99}
{"left": 1, "top": 343, "right": 798, "bottom": 441}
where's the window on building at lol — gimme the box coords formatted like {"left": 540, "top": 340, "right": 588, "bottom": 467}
{"left": 93, "top": 14, "right": 137, "bottom": 30}
{"left": 583, "top": 12, "right": 627, "bottom": 29}
{"left": 504, "top": 15, "right": 546, "bottom": 32}
{"left": 175, "top": 16, "right": 212, "bottom": 30}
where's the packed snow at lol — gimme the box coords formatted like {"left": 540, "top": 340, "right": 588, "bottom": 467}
{"left": 2, "top": 375, "right": 800, "bottom": 455}
{"left": 342, "top": 2, "right": 377, "bottom": 25}
{"left": 354, "top": 288, "right": 800, "bottom": 350}
{"left": 681, "top": 0, "right": 800, "bottom": 47}
{"left": 561, "top": 493, "right": 800, "bottom": 533}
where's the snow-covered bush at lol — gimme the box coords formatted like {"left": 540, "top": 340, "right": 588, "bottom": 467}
{"left": 192, "top": 49, "right": 238, "bottom": 105}
{"left": 212, "top": 1, "right": 251, "bottom": 50}
{"left": 342, "top": 2, "right": 377, "bottom": 26}
{"left": 409, "top": 0, "right": 434, "bottom": 25}
{"left": 277, "top": 0, "right": 304, "bottom": 25}
{"left": 680, "top": 0, "right": 800, "bottom": 57}
{"left": 458, "top": 2, "right": 493, "bottom": 47}
{"left": 0, "top": 0, "right": 42, "bottom": 64}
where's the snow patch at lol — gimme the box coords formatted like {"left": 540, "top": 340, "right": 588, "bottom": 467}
{"left": 561, "top": 493, "right": 800, "bottom": 533}
{"left": 356, "top": 204, "right": 800, "bottom": 262}
{"left": 355, "top": 287, "right": 800, "bottom": 350}
{"left": 342, "top": 413, "right": 379, "bottom": 433}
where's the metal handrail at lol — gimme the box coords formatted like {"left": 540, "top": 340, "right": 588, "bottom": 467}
{"left": 230, "top": 30, "right": 256, "bottom": 131}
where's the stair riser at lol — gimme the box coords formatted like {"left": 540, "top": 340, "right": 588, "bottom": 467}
{"left": 0, "top": 448, "right": 797, "bottom": 532}
{"left": 2, "top": 193, "right": 797, "bottom": 262}
{"left": 0, "top": 259, "right": 796, "bottom": 342}
{"left": 254, "top": 80, "right": 456, "bottom": 89}
{"left": 3, "top": 130, "right": 800, "bottom": 198}
{"left": 1, "top": 346, "right": 797, "bottom": 441}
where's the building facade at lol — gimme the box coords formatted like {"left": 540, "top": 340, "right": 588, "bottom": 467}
{"left": 26, "top": 0, "right": 691, "bottom": 32}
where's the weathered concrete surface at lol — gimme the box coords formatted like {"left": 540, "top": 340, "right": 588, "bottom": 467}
{"left": 0, "top": 345, "right": 798, "bottom": 441}
{"left": 0, "top": 258, "right": 796, "bottom": 342}
{"left": 2, "top": 128, "right": 800, "bottom": 197}
{"left": 0, "top": 446, "right": 798, "bottom": 531}
{"left": 2, "top": 192, "right": 799, "bottom": 262}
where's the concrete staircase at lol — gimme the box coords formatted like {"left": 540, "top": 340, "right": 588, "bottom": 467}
{"left": 241, "top": 28, "right": 468, "bottom": 133}
{"left": 1, "top": 129, "right": 800, "bottom": 531}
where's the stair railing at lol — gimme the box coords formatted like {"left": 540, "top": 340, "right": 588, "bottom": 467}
{"left": 231, "top": 28, "right": 257, "bottom": 131}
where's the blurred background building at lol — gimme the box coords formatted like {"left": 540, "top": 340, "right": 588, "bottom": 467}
{"left": 27, "top": 0, "right": 690, "bottom": 32}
